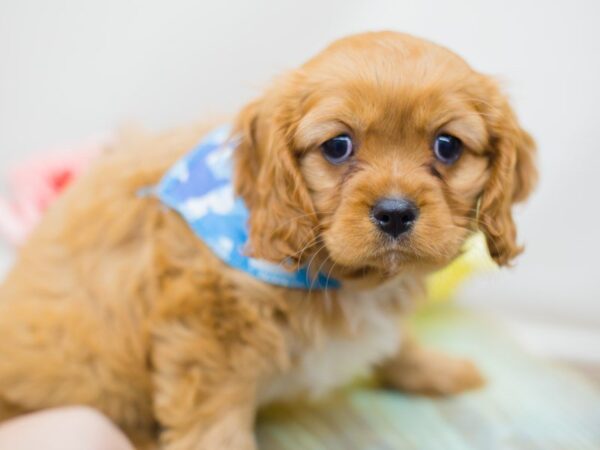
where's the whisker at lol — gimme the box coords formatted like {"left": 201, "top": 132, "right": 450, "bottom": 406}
{"left": 305, "top": 244, "right": 328, "bottom": 299}
{"left": 323, "top": 260, "right": 339, "bottom": 313}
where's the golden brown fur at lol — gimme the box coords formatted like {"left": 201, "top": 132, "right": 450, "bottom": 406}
{"left": 0, "top": 32, "right": 536, "bottom": 449}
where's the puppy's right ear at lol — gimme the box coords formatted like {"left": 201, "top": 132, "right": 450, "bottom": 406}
{"left": 232, "top": 91, "right": 320, "bottom": 265}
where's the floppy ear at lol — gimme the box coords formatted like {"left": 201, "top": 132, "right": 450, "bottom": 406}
{"left": 476, "top": 83, "right": 538, "bottom": 266}
{"left": 232, "top": 88, "right": 319, "bottom": 265}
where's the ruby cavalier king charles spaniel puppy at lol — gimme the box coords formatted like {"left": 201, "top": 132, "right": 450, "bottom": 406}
{"left": 0, "top": 32, "right": 536, "bottom": 449}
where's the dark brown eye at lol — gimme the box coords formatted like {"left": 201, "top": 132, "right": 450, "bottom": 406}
{"left": 433, "top": 134, "right": 462, "bottom": 164}
{"left": 321, "top": 135, "right": 353, "bottom": 164}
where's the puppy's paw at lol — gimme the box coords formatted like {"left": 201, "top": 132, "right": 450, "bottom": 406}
{"left": 379, "top": 347, "right": 485, "bottom": 396}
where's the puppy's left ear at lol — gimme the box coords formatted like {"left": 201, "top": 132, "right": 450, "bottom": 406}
{"left": 476, "top": 80, "right": 538, "bottom": 266}
{"left": 233, "top": 80, "right": 319, "bottom": 265}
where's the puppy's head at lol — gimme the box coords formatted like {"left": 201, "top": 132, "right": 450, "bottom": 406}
{"left": 234, "top": 31, "right": 537, "bottom": 281}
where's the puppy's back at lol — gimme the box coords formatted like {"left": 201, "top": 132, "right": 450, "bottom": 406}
{"left": 0, "top": 121, "right": 214, "bottom": 437}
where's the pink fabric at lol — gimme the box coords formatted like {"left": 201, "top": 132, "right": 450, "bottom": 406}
{"left": 0, "top": 140, "right": 103, "bottom": 245}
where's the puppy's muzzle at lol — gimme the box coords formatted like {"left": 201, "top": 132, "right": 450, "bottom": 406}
{"left": 371, "top": 197, "right": 419, "bottom": 238}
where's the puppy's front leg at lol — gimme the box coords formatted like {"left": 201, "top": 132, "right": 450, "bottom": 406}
{"left": 151, "top": 326, "right": 258, "bottom": 450}
{"left": 155, "top": 384, "right": 256, "bottom": 450}
{"left": 376, "top": 333, "right": 484, "bottom": 396}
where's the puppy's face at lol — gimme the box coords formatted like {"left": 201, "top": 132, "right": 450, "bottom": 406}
{"left": 235, "top": 32, "right": 536, "bottom": 281}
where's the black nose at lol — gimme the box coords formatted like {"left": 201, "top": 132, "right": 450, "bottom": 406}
{"left": 371, "top": 198, "right": 419, "bottom": 238}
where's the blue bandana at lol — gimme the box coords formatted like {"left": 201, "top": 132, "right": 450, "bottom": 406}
{"left": 154, "top": 125, "right": 341, "bottom": 290}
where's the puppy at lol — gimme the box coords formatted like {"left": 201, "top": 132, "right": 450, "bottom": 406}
{"left": 0, "top": 31, "right": 536, "bottom": 449}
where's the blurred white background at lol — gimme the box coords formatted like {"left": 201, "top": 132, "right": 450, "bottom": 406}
{"left": 1, "top": 1, "right": 599, "bottom": 355}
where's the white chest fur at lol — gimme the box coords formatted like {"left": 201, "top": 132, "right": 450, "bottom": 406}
{"left": 258, "top": 284, "right": 404, "bottom": 405}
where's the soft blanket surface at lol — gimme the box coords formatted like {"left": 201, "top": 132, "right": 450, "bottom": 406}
{"left": 257, "top": 307, "right": 600, "bottom": 450}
